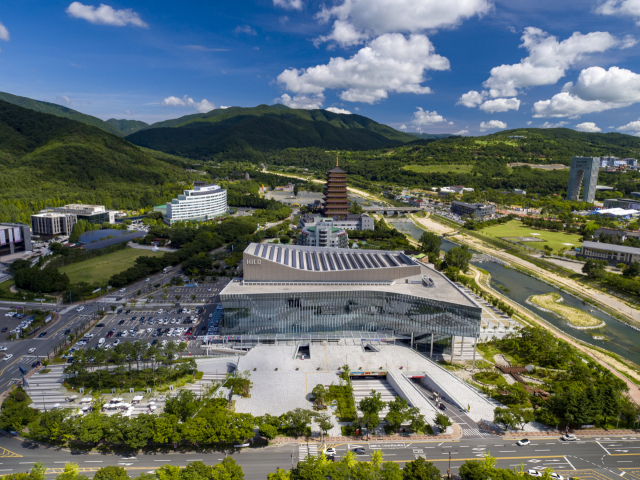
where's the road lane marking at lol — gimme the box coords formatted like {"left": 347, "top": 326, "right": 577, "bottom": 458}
{"left": 536, "top": 450, "right": 550, "bottom": 452}
{"left": 597, "top": 442, "right": 612, "bottom": 455}
{"left": 154, "top": 460, "right": 170, "bottom": 462}
{"left": 563, "top": 456, "right": 575, "bottom": 470}
{"left": 186, "top": 460, "right": 203, "bottom": 462}
{"left": 84, "top": 461, "right": 103, "bottom": 463}
{"left": 500, "top": 451, "right": 517, "bottom": 453}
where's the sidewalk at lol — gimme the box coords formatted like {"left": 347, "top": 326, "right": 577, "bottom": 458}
{"left": 270, "top": 424, "right": 463, "bottom": 444}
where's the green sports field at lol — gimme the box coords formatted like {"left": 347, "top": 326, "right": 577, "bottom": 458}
{"left": 59, "top": 248, "right": 165, "bottom": 284}
{"left": 480, "top": 220, "right": 583, "bottom": 253}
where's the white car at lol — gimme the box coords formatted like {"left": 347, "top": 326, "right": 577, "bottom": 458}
{"left": 147, "top": 328, "right": 153, "bottom": 333}
{"left": 324, "top": 448, "right": 337, "bottom": 456}
{"left": 27, "top": 348, "right": 36, "bottom": 354}
{"left": 527, "top": 470, "right": 542, "bottom": 478}
{"left": 516, "top": 439, "right": 530, "bottom": 446}
{"left": 0, "top": 347, "right": 7, "bottom": 352}
{"left": 3, "top": 354, "right": 13, "bottom": 361}
{"left": 550, "top": 474, "right": 564, "bottom": 480}
{"left": 158, "top": 309, "right": 163, "bottom": 314}
{"left": 145, "top": 278, "right": 150, "bottom": 282}
{"left": 113, "top": 339, "right": 120, "bottom": 346}
{"left": 561, "top": 434, "right": 578, "bottom": 441}
{"left": 120, "top": 288, "right": 126, "bottom": 293}
{"left": 77, "top": 306, "right": 84, "bottom": 312}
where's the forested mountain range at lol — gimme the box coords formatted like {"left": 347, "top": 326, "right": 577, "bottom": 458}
{"left": 0, "top": 91, "right": 129, "bottom": 137}
{"left": 124, "top": 105, "right": 415, "bottom": 160}
{"left": 0, "top": 99, "right": 193, "bottom": 224}
{"left": 105, "top": 118, "right": 150, "bottom": 136}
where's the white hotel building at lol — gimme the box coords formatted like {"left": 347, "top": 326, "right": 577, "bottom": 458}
{"left": 165, "top": 184, "right": 227, "bottom": 225}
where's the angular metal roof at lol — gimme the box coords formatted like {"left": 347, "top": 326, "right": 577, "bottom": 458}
{"left": 247, "top": 243, "right": 418, "bottom": 273}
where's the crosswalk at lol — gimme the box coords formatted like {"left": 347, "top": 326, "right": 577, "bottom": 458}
{"left": 462, "top": 427, "right": 492, "bottom": 438}
{"left": 298, "top": 444, "right": 318, "bottom": 459}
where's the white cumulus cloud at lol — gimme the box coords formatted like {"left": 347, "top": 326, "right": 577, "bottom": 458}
{"left": 532, "top": 92, "right": 620, "bottom": 118}
{"left": 399, "top": 125, "right": 408, "bottom": 130}
{"left": 482, "top": 27, "right": 619, "bottom": 97}
{"left": 568, "top": 66, "right": 640, "bottom": 104}
{"left": 575, "top": 122, "right": 601, "bottom": 132}
{"left": 534, "top": 93, "right": 620, "bottom": 118}
{"left": 65, "top": 2, "right": 148, "bottom": 28}
{"left": 161, "top": 95, "right": 216, "bottom": 113}
{"left": 276, "top": 93, "right": 325, "bottom": 109}
{"left": 596, "top": 0, "right": 640, "bottom": 24}
{"left": 0, "top": 22, "right": 9, "bottom": 41}
{"left": 457, "top": 90, "right": 486, "bottom": 107}
{"left": 412, "top": 108, "right": 446, "bottom": 126}
{"left": 315, "top": 0, "right": 492, "bottom": 47}
{"left": 479, "top": 120, "right": 507, "bottom": 131}
{"left": 618, "top": 119, "right": 640, "bottom": 134}
{"left": 325, "top": 107, "right": 352, "bottom": 114}
{"left": 277, "top": 33, "right": 449, "bottom": 105}
{"left": 479, "top": 97, "right": 521, "bottom": 113}
{"left": 454, "top": 129, "right": 470, "bottom": 135}
{"left": 540, "top": 121, "right": 568, "bottom": 128}
{"left": 274, "top": 0, "right": 303, "bottom": 10}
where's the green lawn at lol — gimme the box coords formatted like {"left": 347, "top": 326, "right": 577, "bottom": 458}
{"left": 480, "top": 220, "right": 583, "bottom": 253}
{"left": 402, "top": 164, "right": 474, "bottom": 174}
{"left": 59, "top": 248, "right": 165, "bottom": 284}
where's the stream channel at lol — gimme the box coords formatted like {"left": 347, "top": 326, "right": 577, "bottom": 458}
{"left": 387, "top": 219, "right": 640, "bottom": 366}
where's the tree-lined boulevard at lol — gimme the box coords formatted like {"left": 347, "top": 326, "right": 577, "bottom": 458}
{"left": 1, "top": 429, "right": 640, "bottom": 479}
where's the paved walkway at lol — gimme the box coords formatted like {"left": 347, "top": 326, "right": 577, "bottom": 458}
{"left": 504, "top": 429, "right": 640, "bottom": 438}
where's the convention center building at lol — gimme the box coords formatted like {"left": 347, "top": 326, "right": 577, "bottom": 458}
{"left": 218, "top": 243, "right": 482, "bottom": 349}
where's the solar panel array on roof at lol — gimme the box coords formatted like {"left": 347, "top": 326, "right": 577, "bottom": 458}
{"left": 244, "top": 243, "right": 418, "bottom": 273}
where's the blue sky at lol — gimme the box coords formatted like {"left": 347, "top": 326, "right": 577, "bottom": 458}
{"left": 1, "top": 0, "right": 640, "bottom": 136}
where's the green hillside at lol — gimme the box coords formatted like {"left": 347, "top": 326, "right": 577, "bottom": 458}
{"left": 144, "top": 104, "right": 415, "bottom": 143}
{"left": 106, "top": 118, "right": 149, "bottom": 136}
{"left": 126, "top": 106, "right": 415, "bottom": 160}
{"left": 408, "top": 133, "right": 457, "bottom": 140}
{"left": 264, "top": 128, "right": 640, "bottom": 196}
{"left": 0, "top": 91, "right": 125, "bottom": 137}
{"left": 0, "top": 99, "right": 192, "bottom": 224}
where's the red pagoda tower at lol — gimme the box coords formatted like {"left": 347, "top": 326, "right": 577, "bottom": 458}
{"left": 322, "top": 156, "right": 349, "bottom": 219}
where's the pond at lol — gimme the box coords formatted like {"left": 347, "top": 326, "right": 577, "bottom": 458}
{"left": 79, "top": 229, "right": 130, "bottom": 244}
{"left": 388, "top": 220, "right": 640, "bottom": 366}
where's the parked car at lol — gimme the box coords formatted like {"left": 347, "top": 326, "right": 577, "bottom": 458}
{"left": 438, "top": 403, "right": 447, "bottom": 410}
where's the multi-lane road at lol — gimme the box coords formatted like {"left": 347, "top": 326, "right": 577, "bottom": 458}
{"left": 1, "top": 430, "right": 640, "bottom": 479}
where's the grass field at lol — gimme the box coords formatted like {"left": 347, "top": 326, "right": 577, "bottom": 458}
{"left": 402, "top": 164, "right": 474, "bottom": 174}
{"left": 480, "top": 220, "right": 583, "bottom": 253}
{"left": 59, "top": 248, "right": 165, "bottom": 284}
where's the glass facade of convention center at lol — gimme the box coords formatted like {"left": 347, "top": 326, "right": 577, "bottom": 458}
{"left": 220, "top": 290, "right": 481, "bottom": 339}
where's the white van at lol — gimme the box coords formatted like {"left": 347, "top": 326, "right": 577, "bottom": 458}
{"left": 119, "top": 288, "right": 126, "bottom": 293}
{"left": 98, "top": 338, "right": 106, "bottom": 347}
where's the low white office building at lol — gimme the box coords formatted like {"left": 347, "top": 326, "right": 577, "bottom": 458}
{"left": 165, "top": 184, "right": 227, "bottom": 224}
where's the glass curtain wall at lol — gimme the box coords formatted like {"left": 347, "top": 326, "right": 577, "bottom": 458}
{"left": 221, "top": 290, "right": 481, "bottom": 338}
